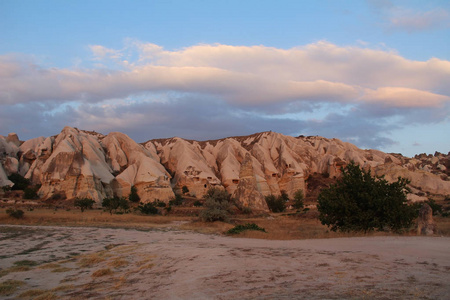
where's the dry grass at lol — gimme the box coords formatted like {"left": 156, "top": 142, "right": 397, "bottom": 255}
{"left": 1, "top": 207, "right": 449, "bottom": 240}
{"left": 77, "top": 251, "right": 109, "bottom": 268}
{"left": 91, "top": 268, "right": 113, "bottom": 278}
{"left": 108, "top": 257, "right": 129, "bottom": 268}
{"left": 18, "top": 289, "right": 58, "bottom": 300}
{"left": 0, "top": 279, "right": 25, "bottom": 296}
{"left": 0, "top": 208, "right": 191, "bottom": 229}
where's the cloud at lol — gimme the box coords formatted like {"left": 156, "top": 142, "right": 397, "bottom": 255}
{"left": 368, "top": 1, "right": 450, "bottom": 32}
{"left": 388, "top": 8, "right": 450, "bottom": 32}
{"left": 1, "top": 41, "right": 449, "bottom": 152}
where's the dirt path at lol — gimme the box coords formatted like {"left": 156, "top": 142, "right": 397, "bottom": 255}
{"left": 0, "top": 225, "right": 449, "bottom": 299}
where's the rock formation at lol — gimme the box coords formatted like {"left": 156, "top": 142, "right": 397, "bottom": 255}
{"left": 417, "top": 203, "right": 436, "bottom": 235}
{"left": 1, "top": 127, "right": 449, "bottom": 211}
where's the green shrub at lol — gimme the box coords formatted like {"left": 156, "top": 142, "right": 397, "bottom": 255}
{"left": 193, "top": 200, "right": 203, "bottom": 207}
{"left": 227, "top": 223, "right": 266, "bottom": 234}
{"left": 128, "top": 186, "right": 141, "bottom": 203}
{"left": 153, "top": 200, "right": 167, "bottom": 207}
{"left": 137, "top": 202, "right": 158, "bottom": 215}
{"left": 293, "top": 189, "right": 304, "bottom": 210}
{"left": 169, "top": 194, "right": 183, "bottom": 206}
{"left": 317, "top": 162, "right": 416, "bottom": 233}
{"left": 102, "top": 196, "right": 129, "bottom": 215}
{"left": 8, "top": 173, "right": 30, "bottom": 190}
{"left": 74, "top": 198, "right": 95, "bottom": 212}
{"left": 200, "top": 187, "right": 232, "bottom": 222}
{"left": 6, "top": 208, "right": 24, "bottom": 219}
{"left": 426, "top": 199, "right": 443, "bottom": 216}
{"left": 265, "top": 194, "right": 286, "bottom": 213}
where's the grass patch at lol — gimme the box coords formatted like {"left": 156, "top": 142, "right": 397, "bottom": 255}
{"left": 14, "top": 260, "right": 38, "bottom": 267}
{"left": 108, "top": 257, "right": 128, "bottom": 268}
{"left": 0, "top": 279, "right": 25, "bottom": 296}
{"left": 226, "top": 223, "right": 266, "bottom": 234}
{"left": 77, "top": 251, "right": 109, "bottom": 268}
{"left": 52, "top": 267, "right": 72, "bottom": 273}
{"left": 91, "top": 268, "right": 113, "bottom": 278}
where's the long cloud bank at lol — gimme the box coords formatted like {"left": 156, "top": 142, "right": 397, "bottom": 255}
{"left": 0, "top": 41, "right": 449, "bottom": 152}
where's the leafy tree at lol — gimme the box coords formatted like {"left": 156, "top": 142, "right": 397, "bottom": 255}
{"left": 200, "top": 187, "right": 233, "bottom": 222}
{"left": 293, "top": 189, "right": 304, "bottom": 210}
{"left": 317, "top": 162, "right": 416, "bottom": 233}
{"left": 8, "top": 173, "right": 30, "bottom": 190}
{"left": 265, "top": 194, "right": 286, "bottom": 213}
{"left": 102, "top": 196, "right": 129, "bottom": 215}
{"left": 128, "top": 186, "right": 140, "bottom": 203}
{"left": 280, "top": 190, "right": 290, "bottom": 202}
{"left": 74, "top": 197, "right": 95, "bottom": 212}
{"left": 182, "top": 185, "right": 189, "bottom": 195}
{"left": 137, "top": 202, "right": 158, "bottom": 215}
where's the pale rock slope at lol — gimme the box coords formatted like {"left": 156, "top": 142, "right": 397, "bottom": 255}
{"left": 145, "top": 132, "right": 450, "bottom": 209}
{"left": 103, "top": 132, "right": 173, "bottom": 202}
{"left": 1, "top": 128, "right": 449, "bottom": 210}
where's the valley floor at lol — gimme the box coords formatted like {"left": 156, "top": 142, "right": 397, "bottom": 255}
{"left": 0, "top": 225, "right": 449, "bottom": 299}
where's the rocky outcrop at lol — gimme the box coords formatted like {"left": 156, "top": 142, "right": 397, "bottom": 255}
{"left": 417, "top": 203, "right": 436, "bottom": 235}
{"left": 1, "top": 128, "right": 449, "bottom": 210}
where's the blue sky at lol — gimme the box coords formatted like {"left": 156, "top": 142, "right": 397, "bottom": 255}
{"left": 0, "top": 0, "right": 449, "bottom": 156}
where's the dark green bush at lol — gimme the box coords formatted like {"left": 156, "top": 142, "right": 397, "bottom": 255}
{"left": 137, "top": 202, "right": 158, "bottom": 215}
{"left": 200, "top": 187, "right": 233, "bottom": 222}
{"left": 426, "top": 199, "right": 443, "bottom": 216}
{"left": 169, "top": 194, "right": 184, "bottom": 206}
{"left": 74, "top": 197, "right": 95, "bottom": 212}
{"left": 193, "top": 200, "right": 203, "bottom": 207}
{"left": 293, "top": 189, "right": 304, "bottom": 210}
{"left": 6, "top": 208, "right": 24, "bottom": 219}
{"left": 265, "top": 194, "right": 286, "bottom": 213}
{"left": 128, "top": 186, "right": 141, "bottom": 203}
{"left": 227, "top": 223, "right": 266, "bottom": 234}
{"left": 317, "top": 162, "right": 416, "bottom": 233}
{"left": 102, "top": 196, "right": 129, "bottom": 215}
{"left": 153, "top": 200, "right": 167, "bottom": 207}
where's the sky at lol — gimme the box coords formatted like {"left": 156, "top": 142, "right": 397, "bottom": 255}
{"left": 0, "top": 0, "right": 449, "bottom": 157}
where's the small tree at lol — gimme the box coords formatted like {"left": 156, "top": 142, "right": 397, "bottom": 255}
{"left": 74, "top": 197, "right": 95, "bottom": 212}
{"left": 317, "top": 162, "right": 416, "bottom": 233}
{"left": 293, "top": 189, "right": 304, "bottom": 210}
{"left": 128, "top": 186, "right": 140, "bottom": 203}
{"left": 137, "top": 202, "right": 158, "bottom": 215}
{"left": 182, "top": 185, "right": 189, "bottom": 195}
{"left": 200, "top": 187, "right": 233, "bottom": 222}
{"left": 265, "top": 194, "right": 286, "bottom": 213}
{"left": 169, "top": 194, "right": 183, "bottom": 206}
{"left": 102, "top": 196, "right": 129, "bottom": 215}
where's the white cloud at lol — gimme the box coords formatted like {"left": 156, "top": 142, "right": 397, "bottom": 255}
{"left": 1, "top": 42, "right": 449, "bottom": 110}
{"left": 388, "top": 8, "right": 450, "bottom": 32}
{"left": 1, "top": 41, "right": 449, "bottom": 152}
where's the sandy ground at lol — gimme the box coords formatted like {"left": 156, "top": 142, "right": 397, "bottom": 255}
{"left": 0, "top": 225, "right": 449, "bottom": 299}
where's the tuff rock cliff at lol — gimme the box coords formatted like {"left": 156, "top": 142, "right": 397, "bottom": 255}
{"left": 1, "top": 127, "right": 449, "bottom": 210}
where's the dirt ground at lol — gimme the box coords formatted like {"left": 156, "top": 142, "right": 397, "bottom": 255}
{"left": 0, "top": 225, "right": 449, "bottom": 299}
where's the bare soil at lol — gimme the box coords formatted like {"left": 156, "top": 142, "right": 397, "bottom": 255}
{"left": 0, "top": 224, "right": 449, "bottom": 299}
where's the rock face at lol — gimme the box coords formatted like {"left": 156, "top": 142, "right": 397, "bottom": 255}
{"left": 1, "top": 127, "right": 449, "bottom": 210}
{"left": 417, "top": 203, "right": 436, "bottom": 235}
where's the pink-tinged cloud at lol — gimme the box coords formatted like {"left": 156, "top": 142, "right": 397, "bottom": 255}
{"left": 361, "top": 87, "right": 450, "bottom": 108}
{"left": 0, "top": 42, "right": 449, "bottom": 112}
